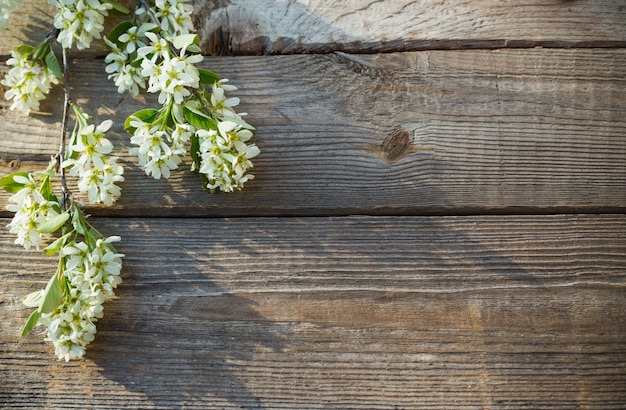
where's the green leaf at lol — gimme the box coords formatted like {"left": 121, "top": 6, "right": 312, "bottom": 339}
{"left": 198, "top": 68, "right": 220, "bottom": 86}
{"left": 101, "top": 0, "right": 131, "bottom": 15}
{"left": 38, "top": 213, "right": 70, "bottom": 234}
{"left": 172, "top": 33, "right": 199, "bottom": 50}
{"left": 71, "top": 202, "right": 87, "bottom": 235}
{"left": 125, "top": 109, "right": 160, "bottom": 134}
{"left": 21, "top": 310, "right": 42, "bottom": 336}
{"left": 107, "top": 20, "right": 134, "bottom": 47}
{"left": 190, "top": 133, "right": 201, "bottom": 166}
{"left": 13, "top": 44, "right": 34, "bottom": 58}
{"left": 39, "top": 175, "right": 54, "bottom": 201}
{"left": 31, "top": 42, "right": 50, "bottom": 63}
{"left": 171, "top": 102, "right": 185, "bottom": 124}
{"left": 43, "top": 232, "right": 71, "bottom": 256}
{"left": 0, "top": 172, "right": 29, "bottom": 193}
{"left": 45, "top": 50, "right": 63, "bottom": 80}
{"left": 183, "top": 105, "right": 217, "bottom": 131}
{"left": 40, "top": 273, "right": 63, "bottom": 314}
{"left": 187, "top": 44, "right": 203, "bottom": 54}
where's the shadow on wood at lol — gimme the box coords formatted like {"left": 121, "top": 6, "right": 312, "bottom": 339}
{"left": 88, "top": 220, "right": 291, "bottom": 409}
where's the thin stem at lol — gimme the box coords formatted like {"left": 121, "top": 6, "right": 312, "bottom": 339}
{"left": 57, "top": 46, "right": 71, "bottom": 212}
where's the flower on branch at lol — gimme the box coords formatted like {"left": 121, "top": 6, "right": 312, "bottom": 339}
{"left": 1, "top": 47, "right": 60, "bottom": 114}
{"left": 4, "top": 172, "right": 62, "bottom": 250}
{"left": 50, "top": 0, "right": 112, "bottom": 50}
{"left": 62, "top": 106, "right": 125, "bottom": 206}
{"left": 105, "top": 4, "right": 260, "bottom": 192}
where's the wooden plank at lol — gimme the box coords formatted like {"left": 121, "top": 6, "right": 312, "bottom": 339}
{"left": 194, "top": 0, "right": 626, "bottom": 55}
{"left": 3, "top": 0, "right": 626, "bottom": 57}
{"left": 1, "top": 214, "right": 625, "bottom": 408}
{"left": 1, "top": 49, "right": 625, "bottom": 216}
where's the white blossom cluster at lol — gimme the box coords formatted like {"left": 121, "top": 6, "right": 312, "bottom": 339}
{"left": 5, "top": 174, "right": 61, "bottom": 250}
{"left": 62, "top": 114, "right": 125, "bottom": 206}
{"left": 197, "top": 120, "right": 261, "bottom": 192}
{"left": 24, "top": 236, "right": 123, "bottom": 361}
{"left": 105, "top": 0, "right": 194, "bottom": 96}
{"left": 0, "top": 0, "right": 23, "bottom": 32}
{"left": 49, "top": 0, "right": 112, "bottom": 50}
{"left": 1, "top": 48, "right": 60, "bottom": 114}
{"left": 128, "top": 119, "right": 193, "bottom": 179}
{"left": 103, "top": 0, "right": 260, "bottom": 192}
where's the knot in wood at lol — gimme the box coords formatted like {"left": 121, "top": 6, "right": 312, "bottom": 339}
{"left": 381, "top": 129, "right": 413, "bottom": 162}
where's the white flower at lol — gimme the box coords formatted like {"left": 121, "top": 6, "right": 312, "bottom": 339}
{"left": 5, "top": 177, "right": 61, "bottom": 250}
{"left": 154, "top": 0, "right": 194, "bottom": 36}
{"left": 137, "top": 31, "right": 170, "bottom": 62}
{"left": 62, "top": 118, "right": 124, "bottom": 205}
{"left": 1, "top": 49, "right": 60, "bottom": 114}
{"left": 143, "top": 53, "right": 202, "bottom": 104}
{"left": 104, "top": 38, "right": 141, "bottom": 94}
{"left": 196, "top": 121, "right": 259, "bottom": 192}
{"left": 129, "top": 119, "right": 183, "bottom": 179}
{"left": 117, "top": 25, "right": 146, "bottom": 54}
{"left": 40, "top": 237, "right": 124, "bottom": 361}
{"left": 211, "top": 79, "right": 241, "bottom": 118}
{"left": 50, "top": 0, "right": 112, "bottom": 50}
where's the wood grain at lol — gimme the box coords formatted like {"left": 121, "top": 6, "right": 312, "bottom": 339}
{"left": 1, "top": 214, "right": 625, "bottom": 408}
{"left": 1, "top": 49, "right": 625, "bottom": 216}
{"left": 2, "top": 0, "right": 626, "bottom": 57}
{"left": 194, "top": 0, "right": 626, "bottom": 54}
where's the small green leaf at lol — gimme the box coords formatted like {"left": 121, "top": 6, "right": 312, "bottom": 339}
{"left": 0, "top": 172, "right": 29, "bottom": 193}
{"left": 183, "top": 105, "right": 217, "bottom": 131}
{"left": 187, "top": 44, "right": 203, "bottom": 54}
{"left": 13, "top": 44, "right": 34, "bottom": 58}
{"left": 125, "top": 109, "right": 160, "bottom": 134}
{"left": 45, "top": 50, "right": 63, "bottom": 80}
{"left": 38, "top": 213, "right": 70, "bottom": 234}
{"left": 107, "top": 20, "right": 134, "bottom": 47}
{"left": 172, "top": 33, "right": 199, "bottom": 50}
{"left": 21, "top": 310, "right": 42, "bottom": 336}
{"left": 71, "top": 202, "right": 87, "bottom": 235}
{"left": 43, "top": 232, "right": 71, "bottom": 256}
{"left": 31, "top": 42, "right": 50, "bottom": 63}
{"left": 40, "top": 273, "right": 63, "bottom": 314}
{"left": 198, "top": 68, "right": 220, "bottom": 86}
{"left": 190, "top": 133, "right": 201, "bottom": 165}
{"left": 39, "top": 175, "right": 54, "bottom": 201}
{"left": 101, "top": 0, "right": 131, "bottom": 15}
{"left": 172, "top": 102, "right": 185, "bottom": 124}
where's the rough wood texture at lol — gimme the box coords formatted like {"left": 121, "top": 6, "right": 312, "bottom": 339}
{"left": 1, "top": 215, "right": 625, "bottom": 408}
{"left": 3, "top": 0, "right": 626, "bottom": 57}
{"left": 2, "top": 0, "right": 626, "bottom": 408}
{"left": 194, "top": 0, "right": 626, "bottom": 54}
{"left": 1, "top": 49, "right": 625, "bottom": 216}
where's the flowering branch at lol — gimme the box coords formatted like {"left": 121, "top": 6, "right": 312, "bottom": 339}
{"left": 1, "top": 0, "right": 127, "bottom": 361}
{"left": 105, "top": 0, "right": 260, "bottom": 191}
{"left": 2, "top": 0, "right": 260, "bottom": 361}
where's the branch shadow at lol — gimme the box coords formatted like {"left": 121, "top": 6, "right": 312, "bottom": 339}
{"left": 89, "top": 220, "right": 290, "bottom": 409}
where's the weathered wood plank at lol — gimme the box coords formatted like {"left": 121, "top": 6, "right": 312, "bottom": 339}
{"left": 194, "top": 0, "right": 626, "bottom": 55}
{"left": 1, "top": 214, "right": 625, "bottom": 408}
{"left": 3, "top": 0, "right": 626, "bottom": 57}
{"left": 1, "top": 49, "right": 625, "bottom": 216}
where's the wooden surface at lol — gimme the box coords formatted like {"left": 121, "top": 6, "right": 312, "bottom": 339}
{"left": 1, "top": 0, "right": 626, "bottom": 408}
